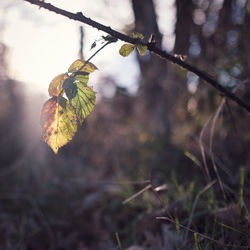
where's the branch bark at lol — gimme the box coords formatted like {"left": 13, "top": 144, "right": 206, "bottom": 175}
{"left": 23, "top": 0, "right": 250, "bottom": 113}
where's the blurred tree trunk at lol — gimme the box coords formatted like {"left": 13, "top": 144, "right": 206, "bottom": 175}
{"left": 129, "top": 0, "right": 197, "bottom": 174}
{"left": 131, "top": 0, "right": 172, "bottom": 137}
{"left": 206, "top": 0, "right": 233, "bottom": 64}
{"left": 174, "top": 0, "right": 195, "bottom": 54}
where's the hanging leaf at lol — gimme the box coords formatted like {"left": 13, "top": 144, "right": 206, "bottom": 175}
{"left": 132, "top": 32, "right": 144, "bottom": 39}
{"left": 41, "top": 59, "right": 98, "bottom": 154}
{"left": 90, "top": 41, "right": 97, "bottom": 50}
{"left": 68, "top": 82, "right": 96, "bottom": 124}
{"left": 68, "top": 59, "right": 98, "bottom": 73}
{"left": 40, "top": 96, "right": 77, "bottom": 154}
{"left": 48, "top": 73, "right": 68, "bottom": 97}
{"left": 119, "top": 44, "right": 136, "bottom": 57}
{"left": 137, "top": 44, "right": 147, "bottom": 56}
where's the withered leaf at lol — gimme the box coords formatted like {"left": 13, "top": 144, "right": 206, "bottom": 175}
{"left": 41, "top": 96, "right": 77, "bottom": 154}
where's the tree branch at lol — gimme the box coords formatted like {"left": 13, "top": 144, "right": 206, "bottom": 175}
{"left": 23, "top": 0, "right": 250, "bottom": 113}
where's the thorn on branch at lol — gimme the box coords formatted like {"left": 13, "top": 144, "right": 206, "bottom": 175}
{"left": 76, "top": 12, "right": 83, "bottom": 18}
{"left": 174, "top": 54, "right": 187, "bottom": 61}
{"left": 148, "top": 33, "right": 156, "bottom": 45}
{"left": 38, "top": 0, "right": 45, "bottom": 9}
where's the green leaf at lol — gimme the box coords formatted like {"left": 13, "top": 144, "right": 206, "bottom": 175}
{"left": 132, "top": 32, "right": 144, "bottom": 39}
{"left": 69, "top": 82, "right": 96, "bottom": 124}
{"left": 40, "top": 96, "right": 77, "bottom": 154}
{"left": 74, "top": 72, "right": 89, "bottom": 85}
{"left": 48, "top": 73, "right": 68, "bottom": 97}
{"left": 68, "top": 59, "right": 98, "bottom": 73}
{"left": 137, "top": 44, "right": 147, "bottom": 56}
{"left": 119, "top": 44, "right": 136, "bottom": 57}
{"left": 119, "top": 32, "right": 146, "bottom": 57}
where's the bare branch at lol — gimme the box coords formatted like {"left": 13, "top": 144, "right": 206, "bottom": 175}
{"left": 23, "top": 0, "right": 250, "bottom": 113}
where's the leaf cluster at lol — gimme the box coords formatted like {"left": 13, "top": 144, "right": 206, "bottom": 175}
{"left": 41, "top": 59, "right": 97, "bottom": 154}
{"left": 119, "top": 33, "right": 147, "bottom": 57}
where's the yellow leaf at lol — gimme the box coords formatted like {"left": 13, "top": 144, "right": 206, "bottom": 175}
{"left": 119, "top": 44, "right": 136, "bottom": 57}
{"left": 137, "top": 44, "right": 147, "bottom": 56}
{"left": 48, "top": 73, "right": 68, "bottom": 97}
{"left": 40, "top": 96, "right": 77, "bottom": 154}
{"left": 133, "top": 32, "right": 144, "bottom": 39}
{"left": 68, "top": 59, "right": 98, "bottom": 73}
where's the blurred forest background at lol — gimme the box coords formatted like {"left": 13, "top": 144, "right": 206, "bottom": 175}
{"left": 0, "top": 0, "right": 250, "bottom": 249}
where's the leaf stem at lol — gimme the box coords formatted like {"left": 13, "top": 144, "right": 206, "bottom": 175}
{"left": 73, "top": 40, "right": 113, "bottom": 77}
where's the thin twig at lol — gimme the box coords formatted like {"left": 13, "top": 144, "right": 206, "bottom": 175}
{"left": 209, "top": 98, "right": 226, "bottom": 197}
{"left": 79, "top": 26, "right": 84, "bottom": 60}
{"left": 183, "top": 180, "right": 217, "bottom": 244}
{"left": 73, "top": 40, "right": 112, "bottom": 77}
{"left": 122, "top": 184, "right": 152, "bottom": 205}
{"left": 199, "top": 116, "right": 212, "bottom": 181}
{"left": 71, "top": 179, "right": 151, "bottom": 185}
{"left": 225, "top": 99, "right": 238, "bottom": 135}
{"left": 23, "top": 0, "right": 250, "bottom": 113}
{"left": 58, "top": 40, "right": 112, "bottom": 97}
